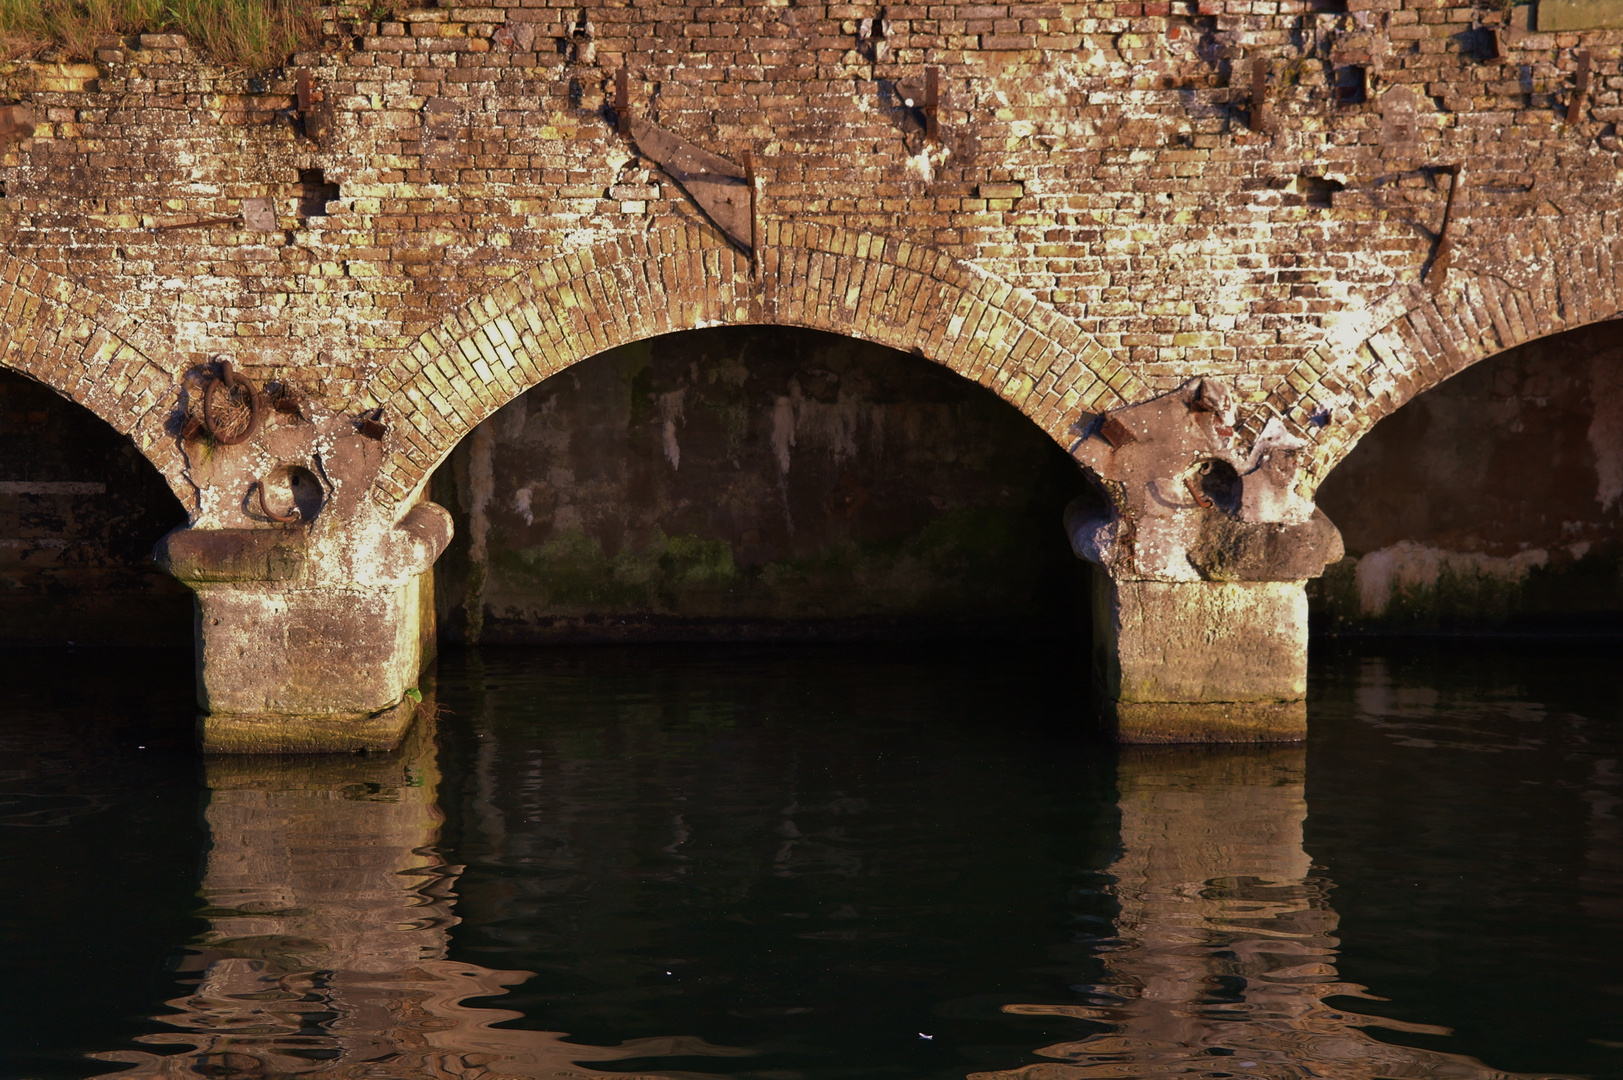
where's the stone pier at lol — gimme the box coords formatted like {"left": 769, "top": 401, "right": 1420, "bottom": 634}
{"left": 1069, "top": 380, "right": 1343, "bottom": 742}
{"left": 154, "top": 397, "right": 451, "bottom": 753}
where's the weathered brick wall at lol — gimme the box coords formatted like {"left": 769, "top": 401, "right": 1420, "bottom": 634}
{"left": 0, "top": 0, "right": 1619, "bottom": 521}
{"left": 431, "top": 325, "right": 1090, "bottom": 642}
{"left": 1313, "top": 320, "right": 1623, "bottom": 630}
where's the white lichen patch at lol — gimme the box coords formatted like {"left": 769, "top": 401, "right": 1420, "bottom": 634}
{"left": 1355, "top": 540, "right": 1549, "bottom": 617}
{"left": 1588, "top": 352, "right": 1623, "bottom": 512}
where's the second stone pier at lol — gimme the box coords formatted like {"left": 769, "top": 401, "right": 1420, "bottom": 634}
{"left": 1069, "top": 379, "right": 1344, "bottom": 742}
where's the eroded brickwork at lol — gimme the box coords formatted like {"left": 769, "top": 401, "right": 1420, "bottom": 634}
{"left": 0, "top": 0, "right": 1619, "bottom": 514}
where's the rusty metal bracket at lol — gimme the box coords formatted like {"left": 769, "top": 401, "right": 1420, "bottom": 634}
{"left": 742, "top": 147, "right": 759, "bottom": 267}
{"left": 201, "top": 361, "right": 264, "bottom": 446}
{"left": 254, "top": 480, "right": 301, "bottom": 524}
{"left": 630, "top": 117, "right": 753, "bottom": 252}
{"left": 1426, "top": 162, "right": 1466, "bottom": 293}
{"left": 151, "top": 197, "right": 277, "bottom": 234}
{"left": 1248, "top": 59, "right": 1269, "bottom": 132}
{"left": 295, "top": 69, "right": 331, "bottom": 146}
{"left": 924, "top": 67, "right": 940, "bottom": 140}
{"left": 1184, "top": 474, "right": 1215, "bottom": 510}
{"left": 151, "top": 216, "right": 241, "bottom": 232}
{"left": 616, "top": 67, "right": 630, "bottom": 135}
{"left": 1567, "top": 49, "right": 1591, "bottom": 125}
{"left": 356, "top": 407, "right": 387, "bottom": 440}
{"left": 1098, "top": 415, "right": 1137, "bottom": 449}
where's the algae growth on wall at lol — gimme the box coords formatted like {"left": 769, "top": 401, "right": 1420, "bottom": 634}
{"left": 432, "top": 327, "right": 1092, "bottom": 642}
{"left": 1312, "top": 322, "right": 1623, "bottom": 633}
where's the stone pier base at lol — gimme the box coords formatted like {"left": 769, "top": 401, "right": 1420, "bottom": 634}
{"left": 190, "top": 578, "right": 434, "bottom": 753}
{"left": 1094, "top": 571, "right": 1309, "bottom": 743}
{"left": 158, "top": 501, "right": 452, "bottom": 755}
{"left": 199, "top": 701, "right": 419, "bottom": 754}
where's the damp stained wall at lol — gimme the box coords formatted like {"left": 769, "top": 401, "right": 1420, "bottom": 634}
{"left": 1313, "top": 321, "right": 1623, "bottom": 631}
{"left": 0, "top": 370, "right": 191, "bottom": 645}
{"left": 432, "top": 327, "right": 1091, "bottom": 642}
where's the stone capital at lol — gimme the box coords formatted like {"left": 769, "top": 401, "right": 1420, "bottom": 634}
{"left": 1068, "top": 378, "right": 1344, "bottom": 584}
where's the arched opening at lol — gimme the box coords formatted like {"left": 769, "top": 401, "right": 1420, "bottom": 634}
{"left": 429, "top": 326, "right": 1092, "bottom": 643}
{"left": 1311, "top": 320, "right": 1623, "bottom": 632}
{"left": 0, "top": 368, "right": 191, "bottom": 645}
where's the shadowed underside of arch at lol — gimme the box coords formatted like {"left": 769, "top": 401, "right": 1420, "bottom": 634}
{"left": 361, "top": 222, "right": 1145, "bottom": 508}
{"left": 0, "top": 253, "right": 194, "bottom": 516}
{"left": 1267, "top": 211, "right": 1623, "bottom": 495}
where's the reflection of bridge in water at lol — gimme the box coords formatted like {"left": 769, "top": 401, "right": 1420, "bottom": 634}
{"left": 91, "top": 723, "right": 1546, "bottom": 1080}
{"left": 90, "top": 715, "right": 751, "bottom": 1079}
{"left": 981, "top": 749, "right": 1545, "bottom": 1080}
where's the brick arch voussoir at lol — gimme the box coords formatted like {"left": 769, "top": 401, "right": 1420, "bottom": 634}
{"left": 1268, "top": 216, "right": 1623, "bottom": 498}
{"left": 0, "top": 255, "right": 195, "bottom": 516}
{"left": 365, "top": 223, "right": 1140, "bottom": 508}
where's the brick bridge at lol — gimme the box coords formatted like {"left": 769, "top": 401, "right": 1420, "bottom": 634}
{"left": 1, "top": 0, "right": 1618, "bottom": 749}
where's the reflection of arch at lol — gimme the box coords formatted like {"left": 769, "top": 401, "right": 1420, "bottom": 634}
{"left": 0, "top": 254, "right": 194, "bottom": 515}
{"left": 1264, "top": 214, "right": 1620, "bottom": 494}
{"left": 360, "top": 224, "right": 1143, "bottom": 507}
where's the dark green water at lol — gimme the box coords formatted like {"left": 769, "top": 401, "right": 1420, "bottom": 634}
{"left": 1, "top": 642, "right": 1620, "bottom": 1079}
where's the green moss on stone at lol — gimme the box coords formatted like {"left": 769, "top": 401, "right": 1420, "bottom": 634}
{"left": 1310, "top": 547, "right": 1623, "bottom": 633}
{"left": 487, "top": 504, "right": 1049, "bottom": 622}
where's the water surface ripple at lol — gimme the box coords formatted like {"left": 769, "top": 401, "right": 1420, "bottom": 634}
{"left": 0, "top": 642, "right": 1619, "bottom": 1080}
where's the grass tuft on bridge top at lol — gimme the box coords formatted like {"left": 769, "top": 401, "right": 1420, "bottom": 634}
{"left": 0, "top": 0, "right": 326, "bottom": 70}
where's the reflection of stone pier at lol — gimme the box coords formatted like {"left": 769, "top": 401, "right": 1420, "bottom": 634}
{"left": 89, "top": 712, "right": 748, "bottom": 1079}
{"left": 979, "top": 748, "right": 1541, "bottom": 1080}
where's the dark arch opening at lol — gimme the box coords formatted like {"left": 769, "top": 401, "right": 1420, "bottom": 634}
{"left": 1312, "top": 320, "right": 1623, "bottom": 633}
{"left": 0, "top": 367, "right": 192, "bottom": 646}
{"left": 430, "top": 326, "right": 1093, "bottom": 644}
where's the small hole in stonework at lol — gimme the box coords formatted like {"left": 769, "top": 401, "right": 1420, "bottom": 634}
{"left": 1288, "top": 174, "right": 1345, "bottom": 208}
{"left": 261, "top": 464, "right": 325, "bottom": 521}
{"left": 298, "top": 168, "right": 339, "bottom": 219}
{"left": 1198, "top": 460, "right": 1243, "bottom": 515}
{"left": 1334, "top": 65, "right": 1368, "bottom": 105}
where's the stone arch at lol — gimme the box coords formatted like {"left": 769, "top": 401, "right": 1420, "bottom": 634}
{"left": 0, "top": 253, "right": 195, "bottom": 516}
{"left": 361, "top": 222, "right": 1143, "bottom": 508}
{"left": 1264, "top": 211, "right": 1623, "bottom": 495}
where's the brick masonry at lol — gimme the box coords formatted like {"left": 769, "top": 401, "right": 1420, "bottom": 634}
{"left": 0, "top": 0, "right": 1619, "bottom": 514}
{"left": 363, "top": 223, "right": 1138, "bottom": 504}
